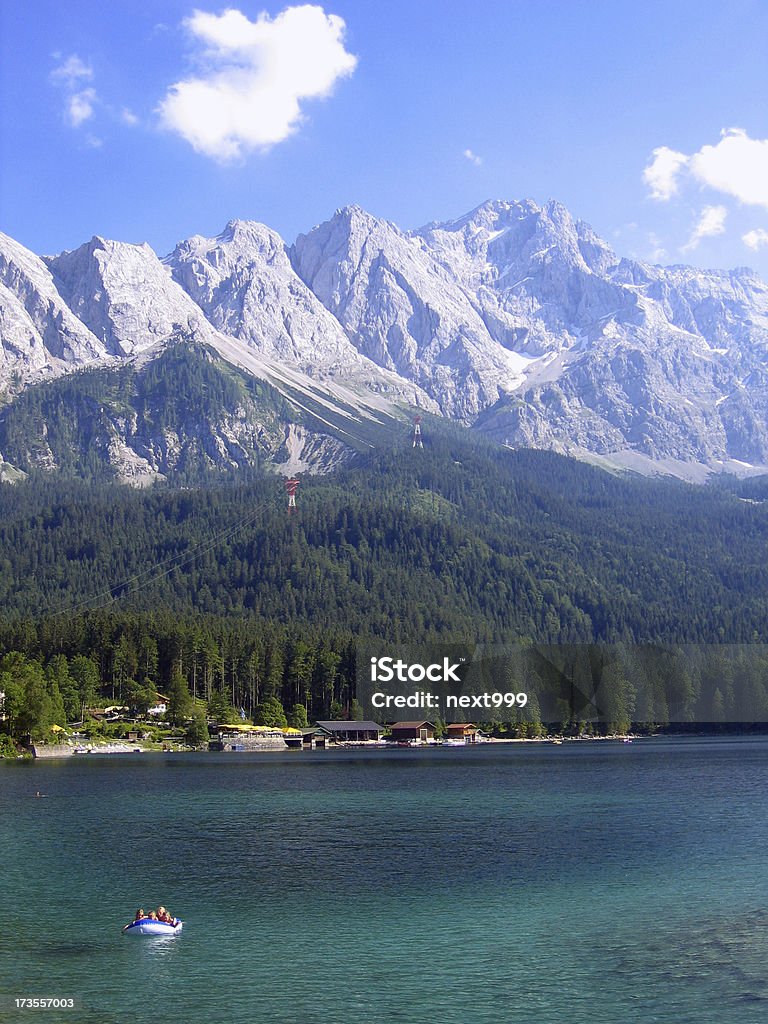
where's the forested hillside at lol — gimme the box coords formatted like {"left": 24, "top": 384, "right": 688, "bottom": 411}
{"left": 2, "top": 437, "right": 768, "bottom": 738}
{"left": 1, "top": 439, "right": 767, "bottom": 640}
{"left": 0, "top": 343, "right": 324, "bottom": 481}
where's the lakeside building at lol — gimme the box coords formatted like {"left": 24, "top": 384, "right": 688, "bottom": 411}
{"left": 209, "top": 724, "right": 287, "bottom": 751}
{"left": 147, "top": 693, "right": 171, "bottom": 717}
{"left": 282, "top": 727, "right": 304, "bottom": 748}
{"left": 86, "top": 705, "right": 129, "bottom": 722}
{"left": 445, "top": 723, "right": 478, "bottom": 744}
{"left": 301, "top": 727, "right": 327, "bottom": 748}
{"left": 314, "top": 721, "right": 386, "bottom": 744}
{"left": 390, "top": 721, "right": 437, "bottom": 743}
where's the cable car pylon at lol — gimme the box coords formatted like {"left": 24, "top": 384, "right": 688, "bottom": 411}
{"left": 284, "top": 477, "right": 299, "bottom": 515}
{"left": 412, "top": 415, "right": 424, "bottom": 448}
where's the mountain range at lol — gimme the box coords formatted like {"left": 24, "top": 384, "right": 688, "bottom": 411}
{"left": 2, "top": 198, "right": 768, "bottom": 482}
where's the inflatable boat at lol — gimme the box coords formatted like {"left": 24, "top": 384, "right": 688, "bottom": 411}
{"left": 122, "top": 919, "right": 182, "bottom": 936}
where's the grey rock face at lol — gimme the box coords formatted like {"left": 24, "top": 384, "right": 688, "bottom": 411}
{"left": 46, "top": 236, "right": 211, "bottom": 356}
{"left": 0, "top": 231, "right": 106, "bottom": 375}
{"left": 165, "top": 220, "right": 355, "bottom": 367}
{"left": 3, "top": 198, "right": 768, "bottom": 477}
{"left": 291, "top": 205, "right": 520, "bottom": 417}
{"left": 165, "top": 218, "right": 435, "bottom": 405}
{"left": 416, "top": 200, "right": 768, "bottom": 473}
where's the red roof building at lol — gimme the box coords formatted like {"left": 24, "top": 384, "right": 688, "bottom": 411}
{"left": 445, "top": 723, "right": 478, "bottom": 744}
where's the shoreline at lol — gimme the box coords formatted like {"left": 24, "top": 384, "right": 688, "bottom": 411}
{"left": 7, "top": 730, "right": 765, "bottom": 761}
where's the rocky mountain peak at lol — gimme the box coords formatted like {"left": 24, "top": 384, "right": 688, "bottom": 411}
{"left": 3, "top": 199, "right": 768, "bottom": 478}
{"left": 166, "top": 219, "right": 400, "bottom": 381}
{"left": 0, "top": 231, "right": 106, "bottom": 373}
{"left": 219, "top": 218, "right": 282, "bottom": 248}
{"left": 46, "top": 235, "right": 207, "bottom": 357}
{"left": 331, "top": 203, "right": 379, "bottom": 225}
{"left": 167, "top": 219, "right": 284, "bottom": 270}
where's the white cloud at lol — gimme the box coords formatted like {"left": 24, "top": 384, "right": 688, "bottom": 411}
{"left": 681, "top": 205, "right": 727, "bottom": 253}
{"left": 68, "top": 89, "right": 97, "bottom": 127}
{"left": 463, "top": 148, "right": 482, "bottom": 166}
{"left": 50, "top": 54, "right": 93, "bottom": 87}
{"left": 643, "top": 146, "right": 689, "bottom": 200}
{"left": 742, "top": 228, "right": 768, "bottom": 251}
{"left": 644, "top": 129, "right": 768, "bottom": 211}
{"left": 689, "top": 128, "right": 768, "bottom": 209}
{"left": 158, "top": 4, "right": 358, "bottom": 162}
{"left": 51, "top": 54, "right": 99, "bottom": 128}
{"left": 646, "top": 232, "right": 667, "bottom": 263}
{"left": 121, "top": 107, "right": 139, "bottom": 126}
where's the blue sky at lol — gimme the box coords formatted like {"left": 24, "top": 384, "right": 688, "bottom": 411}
{"left": 3, "top": 0, "right": 768, "bottom": 276}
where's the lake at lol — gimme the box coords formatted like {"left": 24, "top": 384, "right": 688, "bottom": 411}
{"left": 2, "top": 738, "right": 768, "bottom": 1023}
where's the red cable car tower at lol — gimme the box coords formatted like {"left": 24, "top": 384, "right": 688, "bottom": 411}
{"left": 285, "top": 477, "right": 299, "bottom": 515}
{"left": 412, "top": 415, "right": 424, "bottom": 448}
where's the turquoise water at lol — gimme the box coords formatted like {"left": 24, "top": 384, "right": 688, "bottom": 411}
{"left": 3, "top": 739, "right": 768, "bottom": 1023}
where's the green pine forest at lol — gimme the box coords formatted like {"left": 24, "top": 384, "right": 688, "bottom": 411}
{"left": 3, "top": 421, "right": 768, "bottom": 743}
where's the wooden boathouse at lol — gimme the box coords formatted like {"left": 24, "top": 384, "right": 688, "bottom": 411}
{"left": 445, "top": 723, "right": 478, "bottom": 744}
{"left": 389, "top": 720, "right": 436, "bottom": 743}
{"left": 314, "top": 720, "right": 385, "bottom": 743}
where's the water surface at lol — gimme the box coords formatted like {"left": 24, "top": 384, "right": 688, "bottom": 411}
{"left": 2, "top": 738, "right": 768, "bottom": 1023}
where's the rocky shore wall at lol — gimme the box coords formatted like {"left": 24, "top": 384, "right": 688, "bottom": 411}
{"left": 31, "top": 742, "right": 143, "bottom": 758}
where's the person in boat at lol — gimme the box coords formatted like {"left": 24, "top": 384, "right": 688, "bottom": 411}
{"left": 122, "top": 909, "right": 147, "bottom": 932}
{"left": 156, "top": 906, "right": 174, "bottom": 924}
{"left": 147, "top": 911, "right": 158, "bottom": 920}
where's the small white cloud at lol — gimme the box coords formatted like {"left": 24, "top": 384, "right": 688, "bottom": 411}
{"left": 463, "top": 148, "right": 482, "bottom": 166}
{"left": 158, "top": 4, "right": 358, "bottom": 162}
{"left": 121, "top": 107, "right": 139, "bottom": 126}
{"left": 681, "top": 205, "right": 727, "bottom": 252}
{"left": 742, "top": 228, "right": 768, "bottom": 251}
{"left": 68, "top": 88, "right": 96, "bottom": 127}
{"left": 643, "top": 146, "right": 689, "bottom": 201}
{"left": 646, "top": 232, "right": 667, "bottom": 262}
{"left": 51, "top": 54, "right": 99, "bottom": 129}
{"left": 50, "top": 54, "right": 93, "bottom": 87}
